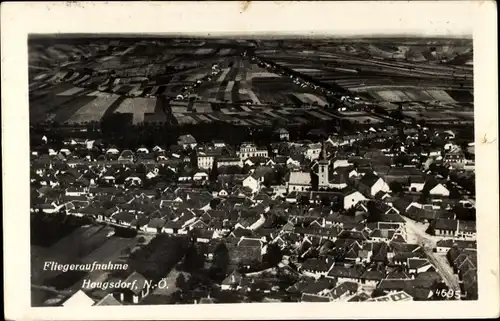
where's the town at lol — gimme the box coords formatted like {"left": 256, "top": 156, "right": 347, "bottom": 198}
{"left": 29, "top": 36, "right": 477, "bottom": 306}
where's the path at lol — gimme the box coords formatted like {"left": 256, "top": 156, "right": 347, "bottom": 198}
{"left": 402, "top": 216, "right": 460, "bottom": 292}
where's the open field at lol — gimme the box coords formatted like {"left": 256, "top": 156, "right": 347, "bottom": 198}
{"left": 29, "top": 36, "right": 473, "bottom": 127}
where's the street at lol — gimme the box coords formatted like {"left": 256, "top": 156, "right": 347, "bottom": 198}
{"left": 402, "top": 216, "right": 461, "bottom": 292}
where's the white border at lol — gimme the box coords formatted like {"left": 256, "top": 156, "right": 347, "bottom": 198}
{"left": 2, "top": 1, "right": 498, "bottom": 320}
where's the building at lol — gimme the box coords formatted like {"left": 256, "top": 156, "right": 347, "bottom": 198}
{"left": 305, "top": 143, "right": 322, "bottom": 160}
{"left": 178, "top": 134, "right": 197, "bottom": 149}
{"left": 196, "top": 151, "right": 219, "bottom": 170}
{"left": 275, "top": 128, "right": 290, "bottom": 141}
{"left": 237, "top": 143, "right": 268, "bottom": 161}
{"left": 358, "top": 173, "right": 390, "bottom": 197}
{"left": 287, "top": 171, "right": 312, "bottom": 193}
{"left": 217, "top": 157, "right": 243, "bottom": 168}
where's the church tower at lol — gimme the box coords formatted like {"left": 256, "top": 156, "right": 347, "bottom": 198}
{"left": 318, "top": 141, "right": 329, "bottom": 189}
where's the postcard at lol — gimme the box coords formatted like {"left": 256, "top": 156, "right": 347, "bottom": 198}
{"left": 2, "top": 1, "right": 499, "bottom": 320}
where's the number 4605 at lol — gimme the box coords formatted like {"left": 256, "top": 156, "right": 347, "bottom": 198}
{"left": 435, "top": 289, "right": 461, "bottom": 300}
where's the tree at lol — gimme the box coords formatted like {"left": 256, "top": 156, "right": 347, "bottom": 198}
{"left": 175, "top": 274, "right": 187, "bottom": 294}
{"left": 389, "top": 181, "right": 404, "bottom": 195}
{"left": 366, "top": 200, "right": 383, "bottom": 223}
{"left": 262, "top": 243, "right": 283, "bottom": 267}
{"left": 210, "top": 242, "right": 229, "bottom": 282}
{"left": 209, "top": 159, "right": 218, "bottom": 182}
{"left": 371, "top": 288, "right": 387, "bottom": 298}
{"left": 182, "top": 245, "right": 205, "bottom": 272}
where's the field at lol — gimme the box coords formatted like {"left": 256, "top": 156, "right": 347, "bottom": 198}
{"left": 28, "top": 36, "right": 473, "bottom": 127}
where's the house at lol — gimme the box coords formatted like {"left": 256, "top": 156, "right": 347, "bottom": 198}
{"left": 118, "top": 150, "right": 135, "bottom": 162}
{"left": 358, "top": 173, "right": 390, "bottom": 197}
{"left": 380, "top": 166, "right": 425, "bottom": 185}
{"left": 305, "top": 143, "right": 322, "bottom": 160}
{"left": 61, "top": 290, "right": 96, "bottom": 307}
{"left": 431, "top": 218, "right": 458, "bottom": 237}
{"left": 287, "top": 171, "right": 312, "bottom": 193}
{"left": 197, "top": 151, "right": 218, "bottom": 170}
{"left": 116, "top": 271, "right": 152, "bottom": 304}
{"left": 94, "top": 293, "right": 122, "bottom": 306}
{"left": 217, "top": 157, "right": 243, "bottom": 168}
{"left": 423, "top": 179, "right": 450, "bottom": 197}
{"left": 193, "top": 171, "right": 209, "bottom": 181}
{"left": 242, "top": 173, "right": 262, "bottom": 194}
{"left": 359, "top": 270, "right": 385, "bottom": 287}
{"left": 213, "top": 140, "right": 226, "bottom": 148}
{"left": 327, "top": 266, "right": 363, "bottom": 283}
{"left": 227, "top": 238, "right": 263, "bottom": 266}
{"left": 436, "top": 239, "right": 476, "bottom": 253}
{"left": 407, "top": 258, "right": 434, "bottom": 274}
{"left": 146, "top": 218, "right": 167, "bottom": 233}
{"left": 276, "top": 128, "right": 290, "bottom": 141}
{"left": 178, "top": 134, "right": 197, "bottom": 149}
{"left": 367, "top": 291, "right": 413, "bottom": 302}
{"left": 456, "top": 220, "right": 476, "bottom": 240}
{"left": 301, "top": 277, "right": 337, "bottom": 296}
{"left": 328, "top": 282, "right": 359, "bottom": 301}
{"left": 162, "top": 221, "right": 183, "bottom": 234}
{"left": 300, "top": 293, "right": 331, "bottom": 302}
{"left": 111, "top": 211, "right": 136, "bottom": 227}
{"left": 237, "top": 143, "right": 268, "bottom": 161}
{"left": 221, "top": 270, "right": 243, "bottom": 290}
{"left": 409, "top": 176, "right": 427, "bottom": 192}
{"left": 65, "top": 187, "right": 87, "bottom": 197}
{"left": 343, "top": 190, "right": 367, "bottom": 210}
{"left": 300, "top": 258, "right": 335, "bottom": 278}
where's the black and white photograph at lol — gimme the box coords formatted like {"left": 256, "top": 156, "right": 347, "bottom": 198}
{"left": 2, "top": 1, "right": 498, "bottom": 320}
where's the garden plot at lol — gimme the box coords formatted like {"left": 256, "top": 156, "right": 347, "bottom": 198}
{"left": 240, "top": 88, "right": 262, "bottom": 104}
{"left": 175, "top": 115, "right": 197, "bottom": 125}
{"left": 425, "top": 90, "right": 456, "bottom": 102}
{"left": 218, "top": 48, "right": 234, "bottom": 56}
{"left": 67, "top": 93, "right": 121, "bottom": 123}
{"left": 114, "top": 97, "right": 157, "bottom": 124}
{"left": 171, "top": 106, "right": 189, "bottom": 113}
{"left": 302, "top": 93, "right": 328, "bottom": 106}
{"left": 80, "top": 236, "right": 138, "bottom": 265}
{"left": 57, "top": 86, "right": 85, "bottom": 96}
{"left": 373, "top": 90, "right": 412, "bottom": 102}
{"left": 194, "top": 48, "right": 215, "bottom": 55}
{"left": 216, "top": 68, "right": 231, "bottom": 82}
{"left": 402, "top": 89, "right": 435, "bottom": 101}
{"left": 193, "top": 102, "right": 213, "bottom": 113}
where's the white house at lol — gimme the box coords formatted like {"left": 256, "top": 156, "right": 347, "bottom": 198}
{"left": 409, "top": 182, "right": 426, "bottom": 192}
{"left": 333, "top": 159, "right": 351, "bottom": 169}
{"left": 237, "top": 143, "right": 268, "bottom": 161}
{"left": 359, "top": 173, "right": 390, "bottom": 197}
{"left": 343, "top": 191, "right": 367, "bottom": 210}
{"left": 424, "top": 181, "right": 450, "bottom": 197}
{"left": 193, "top": 171, "right": 209, "bottom": 181}
{"left": 62, "top": 290, "right": 95, "bottom": 307}
{"left": 243, "top": 173, "right": 263, "bottom": 193}
{"left": 197, "top": 153, "right": 215, "bottom": 170}
{"left": 305, "top": 143, "right": 322, "bottom": 160}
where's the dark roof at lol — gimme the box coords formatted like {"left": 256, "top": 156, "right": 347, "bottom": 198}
{"left": 359, "top": 172, "right": 381, "bottom": 187}
{"left": 301, "top": 293, "right": 331, "bottom": 302}
{"left": 327, "top": 266, "right": 363, "bottom": 279}
{"left": 434, "top": 218, "right": 458, "bottom": 231}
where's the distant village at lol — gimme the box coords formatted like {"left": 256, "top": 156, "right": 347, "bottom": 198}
{"left": 30, "top": 123, "right": 477, "bottom": 306}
